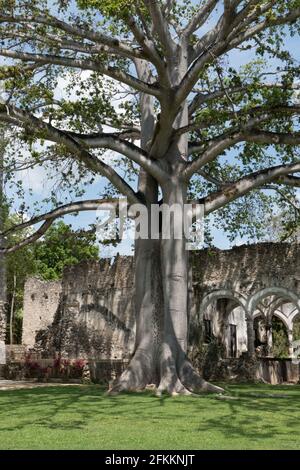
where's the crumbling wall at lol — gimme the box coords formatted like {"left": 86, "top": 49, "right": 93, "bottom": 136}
{"left": 191, "top": 242, "right": 299, "bottom": 298}
{"left": 54, "top": 256, "right": 136, "bottom": 359}
{"left": 191, "top": 243, "right": 300, "bottom": 358}
{"left": 22, "top": 278, "right": 62, "bottom": 349}
{"left": 22, "top": 243, "right": 300, "bottom": 361}
{"left": 24, "top": 256, "right": 135, "bottom": 359}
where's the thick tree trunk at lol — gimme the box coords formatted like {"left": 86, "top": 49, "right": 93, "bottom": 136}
{"left": 109, "top": 53, "right": 223, "bottom": 396}
{"left": 109, "top": 181, "right": 223, "bottom": 395}
{"left": 0, "top": 138, "right": 6, "bottom": 342}
{"left": 110, "top": 240, "right": 223, "bottom": 395}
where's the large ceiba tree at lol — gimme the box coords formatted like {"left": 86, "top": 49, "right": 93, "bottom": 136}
{"left": 0, "top": 0, "right": 300, "bottom": 395}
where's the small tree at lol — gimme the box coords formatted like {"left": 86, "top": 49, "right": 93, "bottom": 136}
{"left": 0, "top": 1, "right": 300, "bottom": 394}
{"left": 271, "top": 316, "right": 289, "bottom": 358}
{"left": 6, "top": 222, "right": 36, "bottom": 344}
{"left": 5, "top": 219, "right": 99, "bottom": 343}
{"left": 32, "top": 221, "right": 99, "bottom": 280}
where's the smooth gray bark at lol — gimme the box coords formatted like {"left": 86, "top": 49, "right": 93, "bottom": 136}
{"left": 110, "top": 55, "right": 223, "bottom": 395}
{"left": 0, "top": 129, "right": 6, "bottom": 341}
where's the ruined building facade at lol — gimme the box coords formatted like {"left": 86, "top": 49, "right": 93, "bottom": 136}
{"left": 19, "top": 243, "right": 300, "bottom": 362}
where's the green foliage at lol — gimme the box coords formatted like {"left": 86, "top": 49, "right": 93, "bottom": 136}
{"left": 272, "top": 316, "right": 289, "bottom": 358}
{"left": 293, "top": 317, "right": 300, "bottom": 341}
{"left": 77, "top": 0, "right": 134, "bottom": 16}
{"left": 32, "top": 221, "right": 99, "bottom": 280}
{"left": 4, "top": 214, "right": 37, "bottom": 343}
{"left": 5, "top": 219, "right": 99, "bottom": 342}
{"left": 1, "top": 0, "right": 300, "bottom": 245}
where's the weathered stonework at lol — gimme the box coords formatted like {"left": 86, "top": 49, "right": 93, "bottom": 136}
{"left": 191, "top": 243, "right": 300, "bottom": 358}
{"left": 21, "top": 243, "right": 300, "bottom": 365}
{"left": 22, "top": 278, "right": 62, "bottom": 349}
{"left": 23, "top": 256, "right": 135, "bottom": 359}
{"left": 192, "top": 242, "right": 299, "bottom": 295}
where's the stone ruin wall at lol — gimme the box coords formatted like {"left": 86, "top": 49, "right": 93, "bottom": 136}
{"left": 192, "top": 242, "right": 299, "bottom": 298}
{"left": 23, "top": 256, "right": 136, "bottom": 359}
{"left": 21, "top": 243, "right": 300, "bottom": 360}
{"left": 22, "top": 278, "right": 62, "bottom": 349}
{"left": 191, "top": 242, "right": 300, "bottom": 357}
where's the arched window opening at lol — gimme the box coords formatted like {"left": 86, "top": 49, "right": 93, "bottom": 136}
{"left": 272, "top": 316, "right": 289, "bottom": 358}
{"left": 253, "top": 315, "right": 267, "bottom": 356}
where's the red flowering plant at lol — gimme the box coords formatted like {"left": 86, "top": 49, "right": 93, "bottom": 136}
{"left": 52, "top": 355, "right": 86, "bottom": 379}
{"left": 24, "top": 353, "right": 42, "bottom": 378}
{"left": 69, "top": 359, "right": 87, "bottom": 378}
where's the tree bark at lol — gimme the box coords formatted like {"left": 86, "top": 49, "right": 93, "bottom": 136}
{"left": 110, "top": 210, "right": 223, "bottom": 395}
{"left": 110, "top": 179, "right": 223, "bottom": 395}
{"left": 0, "top": 130, "right": 6, "bottom": 342}
{"left": 109, "top": 47, "right": 223, "bottom": 396}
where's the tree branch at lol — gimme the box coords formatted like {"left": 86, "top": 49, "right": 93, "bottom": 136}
{"left": 264, "top": 185, "right": 300, "bottom": 212}
{"left": 178, "top": 6, "right": 300, "bottom": 106}
{"left": 0, "top": 14, "right": 146, "bottom": 61}
{"left": 183, "top": 104, "right": 300, "bottom": 135}
{"left": 0, "top": 104, "right": 141, "bottom": 203}
{"left": 0, "top": 198, "right": 125, "bottom": 254}
{"left": 0, "top": 104, "right": 169, "bottom": 186}
{"left": 124, "top": 14, "right": 166, "bottom": 78}
{"left": 186, "top": 130, "right": 243, "bottom": 179}
{"left": 245, "top": 129, "right": 300, "bottom": 146}
{"left": 69, "top": 132, "right": 169, "bottom": 184}
{"left": 1, "top": 198, "right": 123, "bottom": 237}
{"left": 276, "top": 175, "right": 300, "bottom": 187}
{"left": 186, "top": 127, "right": 300, "bottom": 180}
{"left": 0, "top": 49, "right": 161, "bottom": 98}
{"left": 143, "top": 0, "right": 176, "bottom": 59}
{"left": 188, "top": 81, "right": 300, "bottom": 117}
{"left": 1, "top": 220, "right": 54, "bottom": 254}
{"left": 203, "top": 162, "right": 300, "bottom": 214}
{"left": 227, "top": 7, "right": 300, "bottom": 51}
{"left": 183, "top": 0, "right": 218, "bottom": 37}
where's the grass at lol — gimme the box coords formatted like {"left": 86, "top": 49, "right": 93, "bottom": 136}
{"left": 0, "top": 383, "right": 300, "bottom": 449}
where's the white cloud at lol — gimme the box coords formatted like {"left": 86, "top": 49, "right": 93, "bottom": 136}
{"left": 19, "top": 164, "right": 48, "bottom": 193}
{"left": 54, "top": 70, "right": 93, "bottom": 101}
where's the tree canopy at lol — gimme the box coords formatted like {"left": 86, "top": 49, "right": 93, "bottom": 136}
{"left": 0, "top": 0, "right": 299, "bottom": 248}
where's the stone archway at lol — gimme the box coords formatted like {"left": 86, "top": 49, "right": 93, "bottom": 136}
{"left": 247, "top": 287, "right": 300, "bottom": 317}
{"left": 199, "top": 290, "right": 250, "bottom": 357}
{"left": 271, "top": 313, "right": 290, "bottom": 358}
{"left": 272, "top": 303, "right": 300, "bottom": 358}
{"left": 248, "top": 288, "right": 300, "bottom": 358}
{"left": 253, "top": 313, "right": 268, "bottom": 356}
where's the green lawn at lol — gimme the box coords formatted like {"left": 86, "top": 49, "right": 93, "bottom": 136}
{"left": 0, "top": 383, "right": 300, "bottom": 449}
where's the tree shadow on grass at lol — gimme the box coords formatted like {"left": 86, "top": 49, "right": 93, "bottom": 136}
{"left": 0, "top": 384, "right": 300, "bottom": 447}
{"left": 0, "top": 385, "right": 187, "bottom": 433}
{"left": 191, "top": 383, "right": 300, "bottom": 443}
